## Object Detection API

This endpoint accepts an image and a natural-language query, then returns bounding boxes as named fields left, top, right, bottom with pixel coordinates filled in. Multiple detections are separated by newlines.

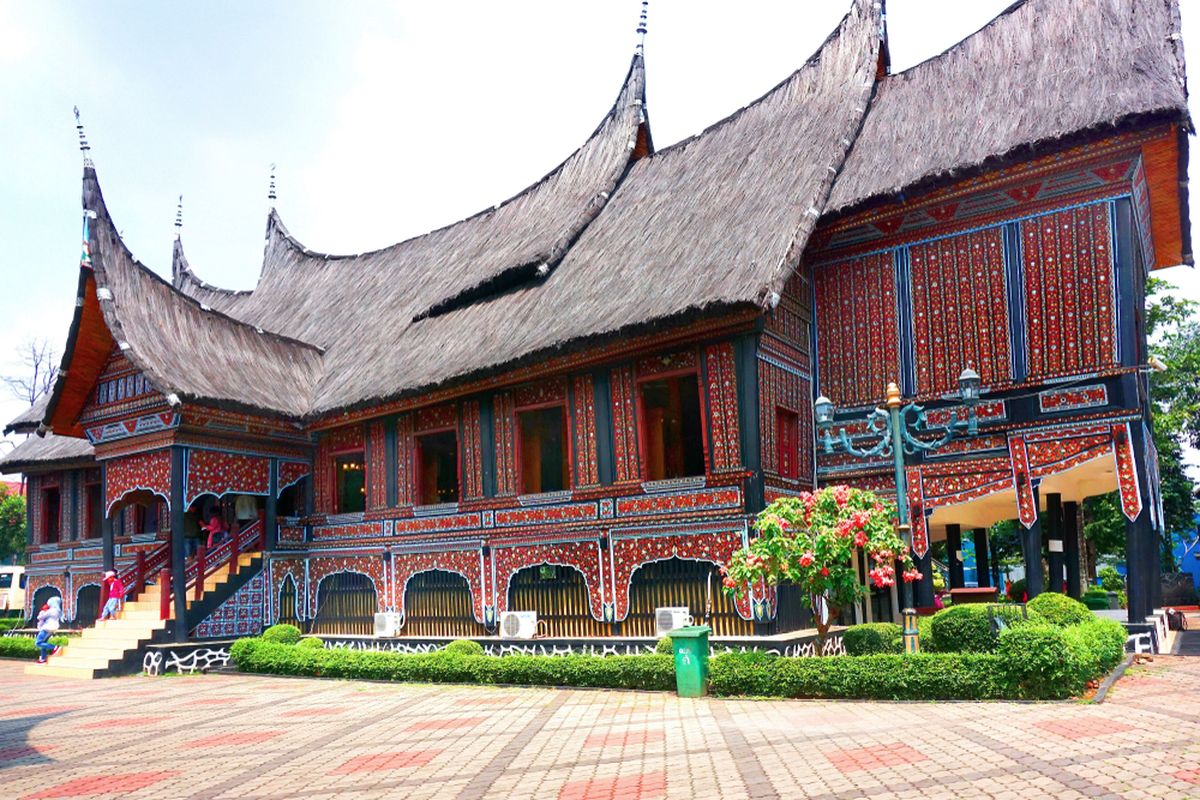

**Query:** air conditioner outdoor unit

left=499, top=610, right=538, bottom=640
left=655, top=606, right=693, bottom=638
left=373, top=612, right=402, bottom=638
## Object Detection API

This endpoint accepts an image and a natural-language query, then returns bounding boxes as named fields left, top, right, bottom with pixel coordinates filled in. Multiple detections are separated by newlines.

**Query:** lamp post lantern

left=815, top=366, right=983, bottom=653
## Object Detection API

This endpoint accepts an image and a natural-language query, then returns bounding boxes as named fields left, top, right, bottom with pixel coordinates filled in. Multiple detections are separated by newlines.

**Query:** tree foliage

left=724, top=486, right=917, bottom=644
left=1083, top=279, right=1200, bottom=567
left=0, top=485, right=26, bottom=565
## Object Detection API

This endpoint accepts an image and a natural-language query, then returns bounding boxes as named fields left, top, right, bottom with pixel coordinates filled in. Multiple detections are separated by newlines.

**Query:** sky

left=0, top=0, right=1197, bottom=477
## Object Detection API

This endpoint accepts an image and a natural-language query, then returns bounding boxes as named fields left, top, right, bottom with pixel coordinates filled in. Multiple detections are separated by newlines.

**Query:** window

left=0, top=573, right=10, bottom=589
left=517, top=406, right=568, bottom=493
left=777, top=408, right=800, bottom=480
left=639, top=373, right=705, bottom=481
left=416, top=431, right=458, bottom=505
left=132, top=500, right=160, bottom=535
left=43, top=487, right=61, bottom=543
left=86, top=483, right=103, bottom=540
left=335, top=453, right=366, bottom=513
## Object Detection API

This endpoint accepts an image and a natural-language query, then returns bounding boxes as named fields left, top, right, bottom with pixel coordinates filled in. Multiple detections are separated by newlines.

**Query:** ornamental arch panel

left=401, top=569, right=487, bottom=638
left=506, top=564, right=608, bottom=638
left=311, top=571, right=377, bottom=636
left=74, top=584, right=101, bottom=626
left=624, top=557, right=753, bottom=637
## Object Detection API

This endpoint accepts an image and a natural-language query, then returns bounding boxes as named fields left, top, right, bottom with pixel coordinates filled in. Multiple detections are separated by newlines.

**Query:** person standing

left=98, top=570, right=125, bottom=621
left=35, top=596, right=62, bottom=664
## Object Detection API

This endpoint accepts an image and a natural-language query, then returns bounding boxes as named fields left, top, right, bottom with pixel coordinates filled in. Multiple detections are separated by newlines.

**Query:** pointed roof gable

left=827, top=0, right=1190, bottom=215
left=43, top=167, right=324, bottom=432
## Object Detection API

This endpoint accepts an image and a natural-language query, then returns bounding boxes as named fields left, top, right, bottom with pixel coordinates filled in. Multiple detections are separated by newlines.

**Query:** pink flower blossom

left=799, top=552, right=814, bottom=568
left=853, top=531, right=868, bottom=548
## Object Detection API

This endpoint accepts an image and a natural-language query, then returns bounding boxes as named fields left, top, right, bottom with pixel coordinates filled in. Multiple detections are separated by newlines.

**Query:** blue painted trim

left=1003, top=221, right=1028, bottom=382
left=893, top=247, right=916, bottom=396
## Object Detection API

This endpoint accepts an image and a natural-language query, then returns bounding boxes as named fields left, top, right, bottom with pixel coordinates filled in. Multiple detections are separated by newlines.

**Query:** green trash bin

left=669, top=625, right=711, bottom=697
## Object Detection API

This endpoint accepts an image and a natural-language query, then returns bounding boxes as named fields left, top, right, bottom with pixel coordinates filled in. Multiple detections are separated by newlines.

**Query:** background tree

left=725, top=486, right=918, bottom=646
left=3, top=338, right=58, bottom=406
left=1083, top=278, right=1200, bottom=570
left=0, top=485, right=25, bottom=565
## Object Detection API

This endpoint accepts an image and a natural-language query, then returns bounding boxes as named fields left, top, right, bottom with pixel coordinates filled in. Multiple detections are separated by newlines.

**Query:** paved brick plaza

left=1, top=658, right=1198, bottom=800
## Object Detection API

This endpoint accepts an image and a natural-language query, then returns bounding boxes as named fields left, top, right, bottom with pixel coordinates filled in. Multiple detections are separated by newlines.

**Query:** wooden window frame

left=776, top=406, right=800, bottom=481
left=42, top=483, right=61, bottom=544
left=413, top=426, right=461, bottom=507
left=634, top=364, right=710, bottom=482
left=514, top=397, right=574, bottom=495
left=332, top=448, right=366, bottom=514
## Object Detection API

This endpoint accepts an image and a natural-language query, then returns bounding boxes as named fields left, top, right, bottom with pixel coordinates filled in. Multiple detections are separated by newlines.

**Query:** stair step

left=25, top=663, right=100, bottom=679
left=51, top=654, right=121, bottom=670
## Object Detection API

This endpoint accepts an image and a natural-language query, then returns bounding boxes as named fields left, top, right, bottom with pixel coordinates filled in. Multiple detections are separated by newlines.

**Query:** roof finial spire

left=73, top=106, right=93, bottom=168
left=268, top=163, right=277, bottom=207
left=635, top=1, right=648, bottom=55
left=174, top=195, right=183, bottom=239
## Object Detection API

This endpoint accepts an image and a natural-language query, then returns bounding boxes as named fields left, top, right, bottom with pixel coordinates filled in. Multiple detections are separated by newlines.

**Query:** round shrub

left=1098, top=566, right=1124, bottom=592
left=296, top=637, right=325, bottom=650
left=1007, top=579, right=1028, bottom=602
left=1077, top=618, right=1127, bottom=673
left=261, top=623, right=302, bottom=644
left=1082, top=594, right=1110, bottom=611
left=998, top=623, right=1083, bottom=699
left=917, top=616, right=935, bottom=652
left=443, top=639, right=485, bottom=657
left=1026, top=592, right=1092, bottom=627
left=655, top=637, right=673, bottom=655
left=930, top=605, right=995, bottom=653
left=843, top=623, right=902, bottom=655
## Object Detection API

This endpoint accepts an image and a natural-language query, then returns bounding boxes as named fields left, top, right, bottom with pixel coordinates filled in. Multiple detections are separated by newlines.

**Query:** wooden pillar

left=1045, top=492, right=1064, bottom=595
left=264, top=458, right=278, bottom=551
left=170, top=446, right=188, bottom=642
left=946, top=524, right=965, bottom=589
left=1062, top=501, right=1081, bottom=599
left=972, top=528, right=990, bottom=588
left=1022, top=487, right=1045, bottom=598
left=100, top=463, right=114, bottom=572
left=913, top=549, right=935, bottom=607
left=1124, top=424, right=1158, bottom=621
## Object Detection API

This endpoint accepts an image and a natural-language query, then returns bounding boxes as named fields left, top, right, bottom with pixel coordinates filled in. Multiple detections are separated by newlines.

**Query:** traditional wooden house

left=6, top=0, right=1188, bottom=674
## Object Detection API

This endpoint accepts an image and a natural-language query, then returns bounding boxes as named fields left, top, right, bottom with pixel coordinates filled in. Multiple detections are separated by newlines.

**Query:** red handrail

left=159, top=568, right=171, bottom=620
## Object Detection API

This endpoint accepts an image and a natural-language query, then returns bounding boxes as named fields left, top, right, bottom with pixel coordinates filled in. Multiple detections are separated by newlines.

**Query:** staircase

left=27, top=522, right=264, bottom=680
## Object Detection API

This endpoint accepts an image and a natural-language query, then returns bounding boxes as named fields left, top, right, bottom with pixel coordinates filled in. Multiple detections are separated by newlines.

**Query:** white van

left=0, top=566, right=27, bottom=615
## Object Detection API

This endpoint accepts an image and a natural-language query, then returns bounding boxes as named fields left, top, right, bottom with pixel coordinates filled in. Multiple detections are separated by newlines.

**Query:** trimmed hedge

left=929, top=605, right=995, bottom=652
left=1027, top=593, right=1093, bottom=627
left=0, top=635, right=70, bottom=660
left=710, top=650, right=1006, bottom=700
left=1082, top=593, right=1110, bottom=611
left=0, top=617, right=24, bottom=632
left=843, top=623, right=902, bottom=655
left=443, top=639, right=484, bottom=657
left=296, top=637, right=325, bottom=650
left=231, top=638, right=676, bottom=691
left=655, top=637, right=674, bottom=655
left=261, top=624, right=302, bottom=644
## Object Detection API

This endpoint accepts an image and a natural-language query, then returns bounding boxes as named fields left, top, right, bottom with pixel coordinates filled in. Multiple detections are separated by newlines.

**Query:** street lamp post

left=814, top=366, right=982, bottom=653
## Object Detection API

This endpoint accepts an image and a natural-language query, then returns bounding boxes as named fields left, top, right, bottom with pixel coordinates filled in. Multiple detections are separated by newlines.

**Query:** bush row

left=0, top=635, right=70, bottom=660
left=231, top=638, right=677, bottom=691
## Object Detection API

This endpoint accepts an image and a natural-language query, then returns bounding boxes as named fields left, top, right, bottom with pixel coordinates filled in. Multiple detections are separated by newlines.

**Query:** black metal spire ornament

left=268, top=164, right=277, bottom=207
left=174, top=195, right=183, bottom=239
left=635, top=1, right=648, bottom=54
left=73, top=106, right=93, bottom=168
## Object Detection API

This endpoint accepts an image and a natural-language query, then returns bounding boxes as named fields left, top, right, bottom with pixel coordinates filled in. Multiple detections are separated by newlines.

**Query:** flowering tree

left=723, top=486, right=920, bottom=645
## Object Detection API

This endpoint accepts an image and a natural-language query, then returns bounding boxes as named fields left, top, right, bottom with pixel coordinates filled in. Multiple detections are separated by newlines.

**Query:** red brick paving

left=559, top=770, right=667, bottom=800
left=22, top=772, right=177, bottom=799
left=583, top=730, right=665, bottom=749
left=77, top=716, right=168, bottom=729
left=4, top=657, right=1200, bottom=799
left=330, top=749, right=443, bottom=774
left=824, top=742, right=929, bottom=773
left=1172, top=768, right=1200, bottom=785
left=1032, top=718, right=1136, bottom=740
left=279, top=707, right=345, bottom=717
left=405, top=716, right=485, bottom=731
left=182, top=731, right=285, bottom=748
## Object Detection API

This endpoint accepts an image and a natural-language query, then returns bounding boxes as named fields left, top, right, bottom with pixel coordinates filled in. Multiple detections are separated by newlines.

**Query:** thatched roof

left=59, top=0, right=1184, bottom=424
left=4, top=395, right=49, bottom=436
left=0, top=433, right=93, bottom=474
left=827, top=0, right=1190, bottom=214
left=44, top=168, right=325, bottom=425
